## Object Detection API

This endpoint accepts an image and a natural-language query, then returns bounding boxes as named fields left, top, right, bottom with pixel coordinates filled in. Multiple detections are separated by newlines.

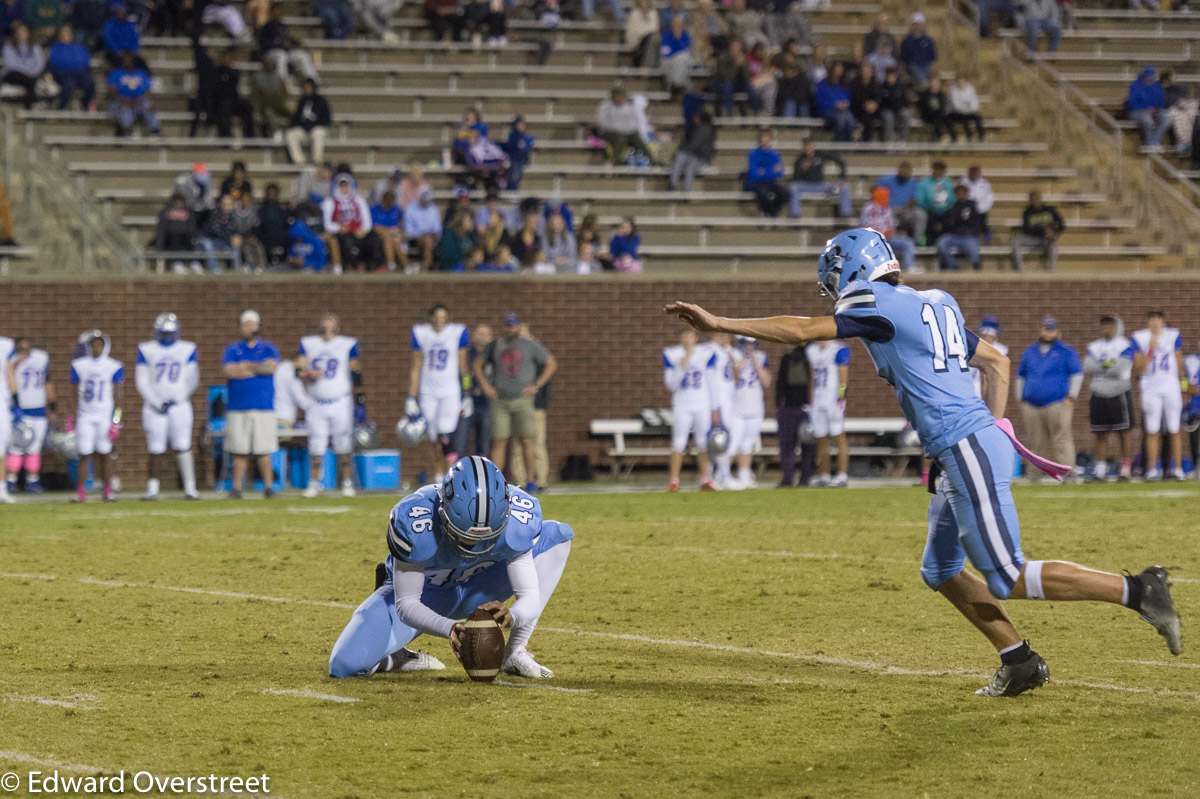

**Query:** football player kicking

left=136, top=314, right=200, bottom=500
left=328, top=455, right=573, bottom=679
left=666, top=228, right=1182, bottom=698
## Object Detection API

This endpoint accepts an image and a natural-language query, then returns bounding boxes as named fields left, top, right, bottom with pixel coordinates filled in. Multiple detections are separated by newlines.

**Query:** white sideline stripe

left=1026, top=489, right=1200, bottom=500
left=0, top=572, right=57, bottom=580
left=667, top=545, right=909, bottom=564
left=0, top=750, right=111, bottom=773
left=73, top=577, right=355, bottom=609
left=494, top=680, right=592, bottom=694
left=60, top=506, right=353, bottom=520
left=262, top=688, right=360, bottom=703
left=5, top=694, right=100, bottom=709
left=1120, top=659, right=1200, bottom=670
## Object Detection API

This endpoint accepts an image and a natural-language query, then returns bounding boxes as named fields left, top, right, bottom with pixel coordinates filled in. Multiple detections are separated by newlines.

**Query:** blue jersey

left=385, top=484, right=543, bottom=589
left=833, top=279, right=994, bottom=457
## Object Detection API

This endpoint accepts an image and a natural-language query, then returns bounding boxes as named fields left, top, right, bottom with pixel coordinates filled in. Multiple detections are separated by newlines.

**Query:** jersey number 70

left=921, top=304, right=969, bottom=373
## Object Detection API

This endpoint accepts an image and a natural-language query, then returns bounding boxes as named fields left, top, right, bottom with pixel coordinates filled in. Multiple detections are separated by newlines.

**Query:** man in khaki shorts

left=221, top=310, right=281, bottom=498
left=473, top=312, right=557, bottom=492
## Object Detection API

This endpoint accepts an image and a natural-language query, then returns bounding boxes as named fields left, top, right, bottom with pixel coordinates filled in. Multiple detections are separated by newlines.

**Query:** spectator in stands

left=233, top=190, right=266, bottom=272
left=947, top=74, right=985, bottom=141
left=581, top=0, right=624, bottom=23
left=1017, top=316, right=1081, bottom=476
left=154, top=192, right=200, bottom=275
left=815, top=61, right=853, bottom=141
left=403, top=186, right=441, bottom=272
left=286, top=79, right=331, bottom=164
left=745, top=129, right=786, bottom=218
left=202, top=0, right=252, bottom=43
left=107, top=50, right=157, bottom=135
left=1, top=22, right=42, bottom=109
left=936, top=184, right=984, bottom=271
left=322, top=172, right=375, bottom=274
left=424, top=0, right=462, bottom=41
left=399, top=161, right=431, bottom=210
left=1023, top=0, right=1062, bottom=54
left=1162, top=69, right=1187, bottom=110
left=747, top=42, right=776, bottom=116
left=260, top=4, right=319, bottom=81
left=47, top=24, right=91, bottom=110
left=249, top=51, right=290, bottom=138
left=464, top=0, right=505, bottom=46
left=475, top=187, right=513, bottom=231
left=144, top=0, right=192, bottom=37
left=101, top=3, right=143, bottom=67
left=198, top=193, right=242, bottom=272
left=438, top=210, right=478, bottom=270
left=0, top=0, right=24, bottom=40
left=917, top=74, right=951, bottom=143
left=850, top=62, right=883, bottom=141
left=1012, top=190, right=1064, bottom=271
left=899, top=12, right=936, bottom=86
left=465, top=127, right=509, bottom=191
left=774, top=38, right=810, bottom=118
left=370, top=165, right=402, bottom=206
left=479, top=207, right=510, bottom=261
left=313, top=0, right=354, bottom=40
left=866, top=37, right=897, bottom=80
left=258, top=183, right=290, bottom=266
left=876, top=68, right=911, bottom=142
left=453, top=108, right=486, bottom=164
left=1128, top=66, right=1172, bottom=147
left=576, top=212, right=603, bottom=270
left=443, top=184, right=473, bottom=228
left=876, top=161, right=927, bottom=244
left=174, top=162, right=213, bottom=221
left=775, top=342, right=815, bottom=487
left=368, top=190, right=404, bottom=271
left=960, top=164, right=993, bottom=241
left=606, top=216, right=641, bottom=273
left=503, top=116, right=534, bottom=191
left=690, top=0, right=728, bottom=64
left=788, top=137, right=849, bottom=219
left=625, top=0, right=658, bottom=68
left=670, top=106, right=715, bottom=192
left=711, top=39, right=759, bottom=116
left=23, top=0, right=59, bottom=42
left=212, top=47, right=253, bottom=139
left=917, top=160, right=954, bottom=238
left=727, top=0, right=765, bottom=51
left=596, top=86, right=651, bottom=163
left=355, top=0, right=402, bottom=42
left=539, top=211, right=577, bottom=273
left=287, top=206, right=329, bottom=271
left=510, top=211, right=542, bottom=269
left=860, top=187, right=917, bottom=272
left=657, top=0, right=685, bottom=28
left=220, top=162, right=252, bottom=199
left=977, top=0, right=1016, bottom=38
left=660, top=14, right=691, bottom=95
left=863, top=12, right=894, bottom=57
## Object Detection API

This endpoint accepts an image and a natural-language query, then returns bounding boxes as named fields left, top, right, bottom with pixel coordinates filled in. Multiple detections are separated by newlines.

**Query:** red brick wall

left=2, top=277, right=1198, bottom=488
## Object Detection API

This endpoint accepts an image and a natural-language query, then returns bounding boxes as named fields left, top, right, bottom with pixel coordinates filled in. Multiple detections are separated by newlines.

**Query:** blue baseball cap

left=1042, top=316, right=1058, bottom=330
left=505, top=312, right=520, bottom=326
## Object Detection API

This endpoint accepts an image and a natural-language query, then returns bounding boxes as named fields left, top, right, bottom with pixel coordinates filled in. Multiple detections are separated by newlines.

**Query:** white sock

left=997, top=641, right=1024, bottom=657
left=177, top=450, right=196, bottom=495
left=506, top=539, right=571, bottom=656
left=146, top=477, right=160, bottom=496
left=27, top=472, right=39, bottom=482
left=738, top=467, right=752, bottom=483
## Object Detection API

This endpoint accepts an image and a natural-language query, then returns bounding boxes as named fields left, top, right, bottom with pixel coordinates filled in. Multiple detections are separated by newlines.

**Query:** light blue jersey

left=833, top=279, right=995, bottom=457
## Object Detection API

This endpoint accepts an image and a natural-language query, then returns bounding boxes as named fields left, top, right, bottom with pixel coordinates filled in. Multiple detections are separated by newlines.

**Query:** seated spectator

left=1128, top=66, right=1171, bottom=147
left=866, top=37, right=897, bottom=79
left=774, top=38, right=811, bottom=118
left=788, top=137, right=850, bottom=219
left=453, top=108, right=487, bottom=164
left=580, top=0, right=623, bottom=25
left=947, top=74, right=985, bottom=141
left=443, top=184, right=474, bottom=228
left=201, top=0, right=251, bottom=43
left=815, top=62, right=853, bottom=141
left=154, top=192, right=200, bottom=275
left=399, top=161, right=431, bottom=210
left=465, top=127, right=509, bottom=191
left=233, top=190, right=266, bottom=272
left=479, top=207, right=510, bottom=260
left=657, top=0, right=685, bottom=29
left=727, top=0, right=765, bottom=51
left=143, top=0, right=190, bottom=37
left=691, top=0, right=728, bottom=64
left=354, top=0, right=402, bottom=42
left=875, top=160, right=927, bottom=244
left=747, top=42, right=776, bottom=116
left=850, top=63, right=883, bottom=141
left=197, top=193, right=242, bottom=273
left=670, top=106, right=715, bottom=192
left=475, top=187, right=514, bottom=231
left=258, top=183, right=290, bottom=266
left=293, top=161, right=333, bottom=207
left=23, top=0, right=60, bottom=42
left=539, top=196, right=574, bottom=235
left=745, top=129, right=786, bottom=217
left=917, top=75, right=951, bottom=144
left=1, top=22, right=42, bottom=109
left=479, top=242, right=518, bottom=272
left=625, top=0, right=658, bottom=67
left=917, top=160, right=954, bottom=239
left=287, top=209, right=329, bottom=271
left=212, top=47, right=253, bottom=139
left=510, top=211, right=543, bottom=270
left=286, top=79, right=331, bottom=164
left=878, top=67, right=911, bottom=142
left=936, top=184, right=984, bottom=271
left=711, top=40, right=759, bottom=117
left=322, top=172, right=375, bottom=274
left=221, top=161, right=253, bottom=199
left=503, top=116, right=534, bottom=191
left=313, top=0, right=354, bottom=40
left=0, top=1, right=24, bottom=41
left=1011, top=190, right=1064, bottom=271
left=577, top=212, right=603, bottom=250
left=438, top=210, right=479, bottom=271
left=464, top=0, right=505, bottom=46
left=860, top=187, right=917, bottom=273
left=106, top=50, right=158, bottom=136
left=47, top=24, right=92, bottom=110
left=1161, top=71, right=1197, bottom=155
left=260, top=4, right=319, bottom=81
left=899, top=12, right=936, bottom=86
left=606, top=216, right=642, bottom=273
left=660, top=14, right=691, bottom=94
left=596, top=86, right=651, bottom=163
left=101, top=3, right=143, bottom=68
left=863, top=12, right=895, bottom=57
left=1023, top=0, right=1062, bottom=54
left=248, top=51, right=290, bottom=138
left=368, top=189, right=404, bottom=271
left=960, top=165, right=994, bottom=241
left=424, top=0, right=462, bottom=41
left=174, top=162, right=213, bottom=223
left=539, top=211, right=577, bottom=273
left=402, top=186, right=441, bottom=273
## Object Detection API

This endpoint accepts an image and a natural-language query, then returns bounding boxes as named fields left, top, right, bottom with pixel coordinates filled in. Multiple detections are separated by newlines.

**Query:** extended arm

left=971, top=340, right=1010, bottom=419
left=665, top=302, right=838, bottom=346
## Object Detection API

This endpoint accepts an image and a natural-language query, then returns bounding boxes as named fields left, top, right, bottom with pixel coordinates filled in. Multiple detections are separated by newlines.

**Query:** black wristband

left=48, top=401, right=57, bottom=413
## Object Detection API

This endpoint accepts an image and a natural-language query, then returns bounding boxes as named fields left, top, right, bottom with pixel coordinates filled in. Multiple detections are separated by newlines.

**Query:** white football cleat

left=0, top=490, right=14, bottom=504
left=302, top=485, right=320, bottom=499
left=502, top=650, right=554, bottom=678
left=832, top=472, right=849, bottom=488
left=396, top=648, right=446, bottom=672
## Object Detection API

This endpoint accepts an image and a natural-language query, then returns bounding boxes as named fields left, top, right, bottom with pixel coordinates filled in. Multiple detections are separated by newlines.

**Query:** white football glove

left=460, top=396, right=474, bottom=418
left=405, top=397, right=421, bottom=418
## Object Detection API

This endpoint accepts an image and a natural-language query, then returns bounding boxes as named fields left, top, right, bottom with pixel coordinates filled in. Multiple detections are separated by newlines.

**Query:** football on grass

left=460, top=608, right=505, bottom=682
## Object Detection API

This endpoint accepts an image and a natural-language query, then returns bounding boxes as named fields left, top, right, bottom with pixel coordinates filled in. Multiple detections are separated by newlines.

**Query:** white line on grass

left=0, top=572, right=57, bottom=581
left=1120, top=659, right=1200, bottom=669
left=0, top=750, right=112, bottom=773
left=74, top=577, right=355, bottom=609
left=262, top=688, right=360, bottom=703
left=493, top=680, right=592, bottom=694
left=5, top=694, right=100, bottom=709
left=60, top=506, right=353, bottom=521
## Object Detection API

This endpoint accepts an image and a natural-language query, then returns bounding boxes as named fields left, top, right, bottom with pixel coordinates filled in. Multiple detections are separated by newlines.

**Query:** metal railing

left=1144, top=152, right=1200, bottom=228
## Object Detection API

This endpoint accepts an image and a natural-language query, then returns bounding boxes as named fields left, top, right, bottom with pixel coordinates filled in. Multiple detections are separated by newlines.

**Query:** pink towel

left=995, top=418, right=1073, bottom=481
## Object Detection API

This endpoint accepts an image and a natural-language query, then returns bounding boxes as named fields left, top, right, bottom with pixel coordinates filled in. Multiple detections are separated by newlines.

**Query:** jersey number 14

left=921, top=304, right=969, bottom=373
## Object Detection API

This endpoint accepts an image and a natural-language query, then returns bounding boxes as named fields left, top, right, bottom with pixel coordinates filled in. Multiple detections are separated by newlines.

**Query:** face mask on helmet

left=154, top=313, right=180, bottom=344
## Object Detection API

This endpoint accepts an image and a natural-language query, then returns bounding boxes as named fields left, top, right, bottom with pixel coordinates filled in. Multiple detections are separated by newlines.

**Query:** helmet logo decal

left=470, top=455, right=488, bottom=527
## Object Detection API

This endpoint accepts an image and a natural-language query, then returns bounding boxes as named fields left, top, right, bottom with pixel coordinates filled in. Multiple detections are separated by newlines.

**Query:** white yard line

left=59, top=506, right=353, bottom=521
left=0, top=750, right=112, bottom=773
left=0, top=572, right=57, bottom=581
left=5, top=693, right=100, bottom=710
left=74, top=577, right=355, bottom=609
left=493, top=680, right=593, bottom=694
left=1120, top=659, right=1200, bottom=670
left=261, top=688, right=359, bottom=703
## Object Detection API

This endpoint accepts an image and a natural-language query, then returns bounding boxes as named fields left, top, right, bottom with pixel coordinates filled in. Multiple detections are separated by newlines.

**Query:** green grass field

left=2, top=483, right=1199, bottom=798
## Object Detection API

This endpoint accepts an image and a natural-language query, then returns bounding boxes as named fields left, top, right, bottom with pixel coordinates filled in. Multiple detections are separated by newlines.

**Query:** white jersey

left=806, top=341, right=850, bottom=408
left=0, top=336, right=13, bottom=406
left=1187, top=352, right=1200, bottom=390
left=705, top=342, right=736, bottom=413
left=732, top=349, right=768, bottom=418
left=1131, top=327, right=1183, bottom=393
left=300, top=334, right=360, bottom=401
left=70, top=354, right=125, bottom=417
left=662, top=344, right=716, bottom=410
left=412, top=323, right=469, bottom=397
left=13, top=348, right=50, bottom=410
left=970, top=340, right=1009, bottom=397
left=136, top=339, right=199, bottom=406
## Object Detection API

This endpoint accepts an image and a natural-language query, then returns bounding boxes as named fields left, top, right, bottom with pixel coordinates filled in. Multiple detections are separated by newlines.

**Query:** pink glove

left=108, top=424, right=121, bottom=442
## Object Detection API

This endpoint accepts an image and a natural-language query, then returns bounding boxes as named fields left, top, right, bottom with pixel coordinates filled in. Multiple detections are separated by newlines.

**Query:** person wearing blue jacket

left=815, top=63, right=854, bottom=141
left=101, top=3, right=144, bottom=68
left=1128, top=66, right=1171, bottom=146
left=287, top=217, right=329, bottom=271
left=899, top=13, right=937, bottom=86
left=504, top=116, right=535, bottom=191
left=47, top=25, right=94, bottom=110
left=744, top=129, right=786, bottom=217
left=1017, top=316, right=1082, bottom=479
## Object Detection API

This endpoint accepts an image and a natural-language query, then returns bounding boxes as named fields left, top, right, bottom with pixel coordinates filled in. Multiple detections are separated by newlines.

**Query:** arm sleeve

left=505, top=551, right=542, bottom=630
left=112, top=366, right=125, bottom=384
left=662, top=352, right=682, bottom=392
left=135, top=362, right=159, bottom=406
left=183, top=360, right=200, bottom=397
left=835, top=346, right=851, bottom=366
left=1068, top=372, right=1083, bottom=399
left=392, top=564, right=457, bottom=639
left=1015, top=377, right=1025, bottom=399
left=834, top=313, right=894, bottom=344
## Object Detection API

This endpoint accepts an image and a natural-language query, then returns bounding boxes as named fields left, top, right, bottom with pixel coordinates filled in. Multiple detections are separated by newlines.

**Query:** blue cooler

left=355, top=449, right=401, bottom=491
left=289, top=450, right=340, bottom=490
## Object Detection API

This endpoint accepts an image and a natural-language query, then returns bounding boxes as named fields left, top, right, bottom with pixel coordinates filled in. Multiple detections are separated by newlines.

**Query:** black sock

left=1124, top=575, right=1145, bottom=612
left=1000, top=641, right=1033, bottom=666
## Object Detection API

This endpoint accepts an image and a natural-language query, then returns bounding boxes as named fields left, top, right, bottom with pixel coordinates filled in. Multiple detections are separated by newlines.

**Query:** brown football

left=460, top=607, right=505, bottom=682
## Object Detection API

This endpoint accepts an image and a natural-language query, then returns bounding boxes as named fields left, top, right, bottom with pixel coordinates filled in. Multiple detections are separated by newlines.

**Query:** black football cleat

left=1135, top=566, right=1182, bottom=656
left=976, top=648, right=1050, bottom=698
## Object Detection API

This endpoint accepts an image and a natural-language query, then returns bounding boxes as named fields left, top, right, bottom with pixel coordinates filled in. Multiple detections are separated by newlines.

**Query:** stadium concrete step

left=996, top=28, right=1200, bottom=56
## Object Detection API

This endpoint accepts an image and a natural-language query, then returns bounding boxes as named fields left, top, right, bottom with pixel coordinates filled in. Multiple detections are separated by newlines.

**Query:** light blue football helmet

left=817, top=228, right=900, bottom=298
left=437, top=456, right=510, bottom=557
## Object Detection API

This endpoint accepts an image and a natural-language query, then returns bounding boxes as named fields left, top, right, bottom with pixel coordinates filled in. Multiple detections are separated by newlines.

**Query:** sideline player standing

left=136, top=314, right=200, bottom=500
left=663, top=328, right=716, bottom=492
left=408, top=304, right=470, bottom=485
left=69, top=331, right=125, bottom=503
left=730, top=336, right=771, bottom=489
left=299, top=313, right=363, bottom=498
left=969, top=316, right=1006, bottom=398
left=806, top=338, right=850, bottom=487
left=1083, top=315, right=1135, bottom=481
left=666, top=227, right=1181, bottom=697
left=1131, top=310, right=1186, bottom=480
left=0, top=332, right=14, bottom=503
left=705, top=333, right=738, bottom=488
left=7, top=337, right=56, bottom=494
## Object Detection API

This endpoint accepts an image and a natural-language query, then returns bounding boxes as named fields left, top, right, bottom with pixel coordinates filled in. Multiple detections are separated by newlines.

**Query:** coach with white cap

left=222, top=310, right=281, bottom=498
